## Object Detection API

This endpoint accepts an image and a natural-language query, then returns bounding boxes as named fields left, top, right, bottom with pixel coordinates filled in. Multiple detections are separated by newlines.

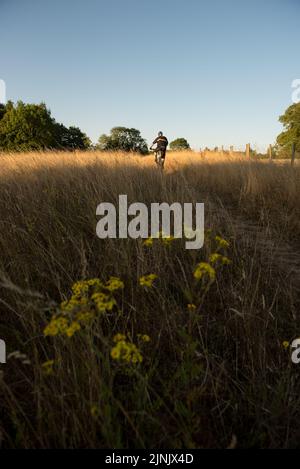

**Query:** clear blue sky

left=1, top=0, right=299, bottom=150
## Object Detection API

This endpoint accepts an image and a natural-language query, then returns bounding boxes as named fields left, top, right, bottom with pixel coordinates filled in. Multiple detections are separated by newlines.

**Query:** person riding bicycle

left=152, top=132, right=169, bottom=160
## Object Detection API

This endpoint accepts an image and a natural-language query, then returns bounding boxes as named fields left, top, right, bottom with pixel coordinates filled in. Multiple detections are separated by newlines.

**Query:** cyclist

left=151, top=132, right=169, bottom=169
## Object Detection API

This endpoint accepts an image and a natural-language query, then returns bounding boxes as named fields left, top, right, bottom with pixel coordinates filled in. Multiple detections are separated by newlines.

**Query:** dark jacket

left=153, top=135, right=168, bottom=149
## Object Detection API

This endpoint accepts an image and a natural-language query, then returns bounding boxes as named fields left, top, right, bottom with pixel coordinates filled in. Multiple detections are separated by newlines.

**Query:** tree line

left=277, top=103, right=300, bottom=156
left=0, top=101, right=191, bottom=154
left=0, top=99, right=299, bottom=155
left=0, top=101, right=91, bottom=151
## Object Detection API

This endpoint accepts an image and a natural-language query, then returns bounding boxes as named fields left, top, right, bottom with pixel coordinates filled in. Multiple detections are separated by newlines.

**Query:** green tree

left=55, top=124, right=91, bottom=150
left=277, top=103, right=300, bottom=153
left=0, top=101, right=91, bottom=152
left=169, top=138, right=190, bottom=151
left=98, top=127, right=148, bottom=154
left=0, top=101, right=58, bottom=151
left=0, top=103, right=6, bottom=121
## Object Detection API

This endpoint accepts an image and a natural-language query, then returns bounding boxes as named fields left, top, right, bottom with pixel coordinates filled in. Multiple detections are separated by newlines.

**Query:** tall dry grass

left=0, top=150, right=300, bottom=448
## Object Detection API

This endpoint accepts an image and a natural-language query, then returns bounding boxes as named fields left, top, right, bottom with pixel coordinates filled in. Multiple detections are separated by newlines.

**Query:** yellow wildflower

left=138, top=334, right=151, bottom=343
left=215, top=236, right=230, bottom=249
left=41, top=360, right=54, bottom=375
left=111, top=347, right=121, bottom=360
left=139, top=274, right=158, bottom=288
left=143, top=237, right=154, bottom=247
left=141, top=334, right=150, bottom=343
left=71, top=280, right=90, bottom=297
left=194, top=262, right=216, bottom=281
left=66, top=321, right=81, bottom=338
left=111, top=339, right=143, bottom=365
left=187, top=304, right=197, bottom=312
left=76, top=311, right=95, bottom=323
left=209, top=253, right=222, bottom=264
left=72, top=278, right=102, bottom=294
left=60, top=296, right=88, bottom=313
left=92, top=292, right=116, bottom=313
left=209, top=253, right=231, bottom=265
left=221, top=256, right=231, bottom=265
left=282, top=341, right=290, bottom=349
left=105, top=277, right=124, bottom=292
left=153, top=231, right=175, bottom=245
left=113, top=333, right=127, bottom=343
left=44, top=316, right=69, bottom=337
left=44, top=277, right=123, bottom=339
left=86, top=278, right=103, bottom=288
left=162, top=235, right=175, bottom=246
left=131, top=354, right=142, bottom=364
left=44, top=320, right=59, bottom=337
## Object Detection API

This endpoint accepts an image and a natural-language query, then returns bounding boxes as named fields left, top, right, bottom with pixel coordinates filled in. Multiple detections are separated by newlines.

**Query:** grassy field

left=0, top=150, right=300, bottom=448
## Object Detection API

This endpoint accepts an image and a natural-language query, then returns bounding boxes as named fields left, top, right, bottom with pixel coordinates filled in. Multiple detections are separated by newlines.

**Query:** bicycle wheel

left=156, top=151, right=165, bottom=170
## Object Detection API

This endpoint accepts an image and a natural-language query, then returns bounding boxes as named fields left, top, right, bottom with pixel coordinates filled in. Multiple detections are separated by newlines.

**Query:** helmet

left=158, top=131, right=163, bottom=137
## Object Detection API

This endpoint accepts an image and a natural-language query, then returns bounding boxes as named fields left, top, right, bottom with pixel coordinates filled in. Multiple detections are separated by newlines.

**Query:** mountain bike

left=150, top=146, right=165, bottom=170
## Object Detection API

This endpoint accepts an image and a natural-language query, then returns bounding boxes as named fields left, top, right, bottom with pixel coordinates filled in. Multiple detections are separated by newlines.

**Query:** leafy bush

left=0, top=101, right=91, bottom=152
left=98, top=127, right=148, bottom=154
left=169, top=138, right=190, bottom=151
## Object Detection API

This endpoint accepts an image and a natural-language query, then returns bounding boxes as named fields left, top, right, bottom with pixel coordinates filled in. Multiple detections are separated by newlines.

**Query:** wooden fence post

left=268, top=144, right=273, bottom=161
left=291, top=143, right=296, bottom=166
left=246, top=143, right=251, bottom=159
